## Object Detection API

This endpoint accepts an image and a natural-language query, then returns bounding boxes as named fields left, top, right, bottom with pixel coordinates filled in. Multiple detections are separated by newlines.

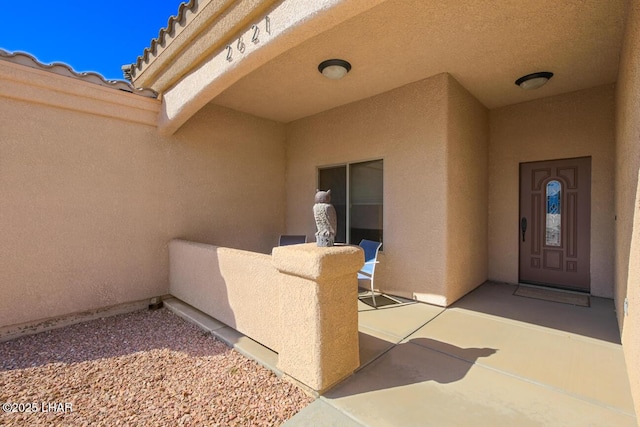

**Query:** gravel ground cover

left=0, top=308, right=312, bottom=426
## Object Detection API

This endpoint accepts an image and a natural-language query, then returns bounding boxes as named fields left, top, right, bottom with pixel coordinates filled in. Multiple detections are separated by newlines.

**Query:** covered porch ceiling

left=210, top=0, right=626, bottom=123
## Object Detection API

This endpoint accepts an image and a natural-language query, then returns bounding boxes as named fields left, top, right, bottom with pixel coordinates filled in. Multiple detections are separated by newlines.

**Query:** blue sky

left=0, top=1, right=183, bottom=81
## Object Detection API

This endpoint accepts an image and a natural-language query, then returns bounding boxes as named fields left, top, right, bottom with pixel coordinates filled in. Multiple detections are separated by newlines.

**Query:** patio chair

left=358, top=239, right=382, bottom=307
left=278, top=235, right=307, bottom=246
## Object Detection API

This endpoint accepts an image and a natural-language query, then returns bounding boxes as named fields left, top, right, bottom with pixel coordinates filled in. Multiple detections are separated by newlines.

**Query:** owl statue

left=313, top=189, right=337, bottom=247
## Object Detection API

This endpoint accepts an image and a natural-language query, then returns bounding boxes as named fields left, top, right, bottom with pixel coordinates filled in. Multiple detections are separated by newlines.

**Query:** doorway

left=519, top=157, right=591, bottom=292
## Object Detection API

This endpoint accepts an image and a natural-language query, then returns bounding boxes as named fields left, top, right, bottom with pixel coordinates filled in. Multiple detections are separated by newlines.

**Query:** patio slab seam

left=164, top=291, right=636, bottom=425
left=318, top=396, right=368, bottom=426
left=358, top=307, right=447, bottom=341
left=355, top=339, right=396, bottom=374
left=445, top=306, right=623, bottom=348
left=403, top=339, right=636, bottom=418
left=398, top=308, right=447, bottom=340
left=282, top=398, right=366, bottom=427
left=357, top=324, right=403, bottom=347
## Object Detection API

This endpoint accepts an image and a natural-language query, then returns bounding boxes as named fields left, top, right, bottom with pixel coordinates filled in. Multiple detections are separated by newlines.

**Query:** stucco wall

left=169, top=240, right=282, bottom=352
left=0, top=100, right=173, bottom=329
left=615, top=0, right=640, bottom=417
left=445, top=76, right=489, bottom=303
left=168, top=239, right=363, bottom=393
left=286, top=74, right=448, bottom=302
left=286, top=74, right=488, bottom=306
left=168, top=103, right=286, bottom=253
left=0, top=66, right=285, bottom=328
left=488, top=85, right=616, bottom=297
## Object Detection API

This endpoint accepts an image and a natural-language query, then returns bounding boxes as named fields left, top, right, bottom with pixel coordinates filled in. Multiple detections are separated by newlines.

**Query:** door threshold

left=518, top=282, right=590, bottom=295
left=515, top=284, right=591, bottom=307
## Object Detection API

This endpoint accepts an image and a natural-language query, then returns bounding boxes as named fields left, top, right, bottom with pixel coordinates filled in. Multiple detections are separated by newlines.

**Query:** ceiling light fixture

left=515, top=71, right=554, bottom=90
left=318, top=59, right=351, bottom=80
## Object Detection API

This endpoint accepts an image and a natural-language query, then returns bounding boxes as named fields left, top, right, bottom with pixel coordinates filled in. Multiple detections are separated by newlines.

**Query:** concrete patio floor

left=284, top=281, right=637, bottom=426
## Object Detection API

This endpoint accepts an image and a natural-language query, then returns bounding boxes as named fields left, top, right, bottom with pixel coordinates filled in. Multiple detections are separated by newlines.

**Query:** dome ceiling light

left=318, top=59, right=351, bottom=80
left=515, top=71, right=554, bottom=90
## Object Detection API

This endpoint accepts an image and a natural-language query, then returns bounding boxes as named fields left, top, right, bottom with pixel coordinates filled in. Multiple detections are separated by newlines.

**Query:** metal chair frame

left=358, top=239, right=383, bottom=307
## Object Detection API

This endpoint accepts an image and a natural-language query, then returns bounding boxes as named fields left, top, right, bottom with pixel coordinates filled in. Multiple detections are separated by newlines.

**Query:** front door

left=519, top=157, right=591, bottom=292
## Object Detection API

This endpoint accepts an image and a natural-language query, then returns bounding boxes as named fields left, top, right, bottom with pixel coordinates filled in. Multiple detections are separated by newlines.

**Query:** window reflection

left=318, top=160, right=383, bottom=245
left=546, top=180, right=561, bottom=246
left=349, top=160, right=383, bottom=245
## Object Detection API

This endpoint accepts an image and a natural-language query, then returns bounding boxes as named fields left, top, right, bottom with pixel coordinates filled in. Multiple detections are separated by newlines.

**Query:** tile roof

left=130, top=0, right=197, bottom=79
left=0, top=49, right=158, bottom=98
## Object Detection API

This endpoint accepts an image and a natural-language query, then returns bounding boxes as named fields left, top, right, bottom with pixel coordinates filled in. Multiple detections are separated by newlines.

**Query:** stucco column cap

left=272, top=243, right=363, bottom=281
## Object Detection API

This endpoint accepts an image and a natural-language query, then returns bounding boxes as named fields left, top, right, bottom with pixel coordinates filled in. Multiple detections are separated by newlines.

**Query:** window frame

left=317, top=158, right=384, bottom=245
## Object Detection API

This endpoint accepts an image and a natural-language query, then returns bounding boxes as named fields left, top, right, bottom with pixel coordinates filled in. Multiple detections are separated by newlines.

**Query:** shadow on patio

left=286, top=281, right=637, bottom=426
left=330, top=335, right=497, bottom=395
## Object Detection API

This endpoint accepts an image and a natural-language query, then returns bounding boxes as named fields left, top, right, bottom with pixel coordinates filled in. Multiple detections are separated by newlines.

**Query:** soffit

left=210, top=0, right=626, bottom=122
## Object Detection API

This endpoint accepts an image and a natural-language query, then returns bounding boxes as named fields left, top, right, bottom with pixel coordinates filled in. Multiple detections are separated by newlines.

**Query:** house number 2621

left=226, top=15, right=271, bottom=62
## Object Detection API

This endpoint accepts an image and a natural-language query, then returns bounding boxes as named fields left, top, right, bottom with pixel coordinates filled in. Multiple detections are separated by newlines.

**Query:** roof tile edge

left=129, top=0, right=198, bottom=79
left=0, top=49, right=158, bottom=99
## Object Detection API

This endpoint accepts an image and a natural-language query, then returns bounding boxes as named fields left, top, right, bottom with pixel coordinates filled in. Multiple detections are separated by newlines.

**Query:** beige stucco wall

left=285, top=73, right=488, bottom=306
left=273, top=242, right=362, bottom=392
left=616, top=0, right=640, bottom=417
left=167, top=103, right=286, bottom=253
left=286, top=74, right=447, bottom=302
left=0, top=63, right=285, bottom=328
left=445, top=76, right=489, bottom=303
left=169, top=240, right=282, bottom=352
left=0, top=98, right=170, bottom=328
left=488, top=85, right=616, bottom=298
left=169, top=239, right=362, bottom=392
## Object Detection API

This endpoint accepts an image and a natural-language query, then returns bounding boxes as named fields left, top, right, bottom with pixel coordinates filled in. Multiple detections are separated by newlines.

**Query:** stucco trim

left=157, top=0, right=387, bottom=135
left=130, top=0, right=279, bottom=92
left=0, top=49, right=157, bottom=98
left=0, top=60, right=160, bottom=127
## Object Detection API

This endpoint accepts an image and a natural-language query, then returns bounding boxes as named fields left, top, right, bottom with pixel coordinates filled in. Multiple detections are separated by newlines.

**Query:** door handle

left=521, top=217, right=527, bottom=242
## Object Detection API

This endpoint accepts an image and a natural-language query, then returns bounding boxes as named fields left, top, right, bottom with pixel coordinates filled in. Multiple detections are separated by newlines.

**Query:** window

left=545, top=180, right=561, bottom=247
left=318, top=160, right=383, bottom=244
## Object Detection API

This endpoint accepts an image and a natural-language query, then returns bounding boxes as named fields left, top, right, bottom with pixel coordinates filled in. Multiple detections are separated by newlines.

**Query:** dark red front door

left=519, top=157, right=591, bottom=292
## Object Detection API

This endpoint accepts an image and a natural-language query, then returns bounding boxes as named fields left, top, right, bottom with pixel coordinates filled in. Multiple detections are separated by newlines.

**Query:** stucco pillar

left=272, top=243, right=363, bottom=394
